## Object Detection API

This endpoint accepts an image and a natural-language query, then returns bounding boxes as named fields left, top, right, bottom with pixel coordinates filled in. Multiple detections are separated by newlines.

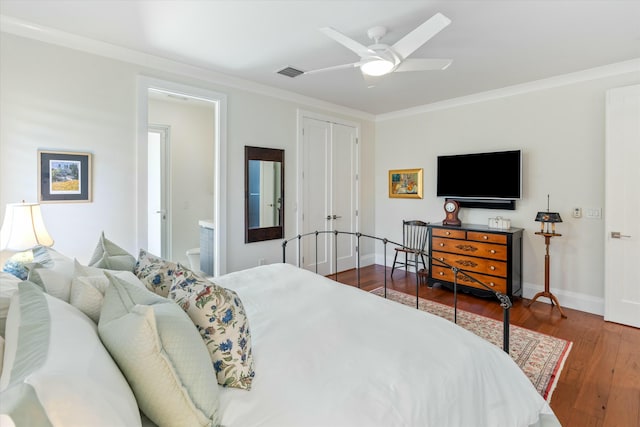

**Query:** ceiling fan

left=305, top=12, right=452, bottom=78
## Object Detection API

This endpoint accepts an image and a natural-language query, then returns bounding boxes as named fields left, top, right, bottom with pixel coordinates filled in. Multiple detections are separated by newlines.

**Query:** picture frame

left=389, top=168, right=423, bottom=199
left=38, top=150, right=92, bottom=203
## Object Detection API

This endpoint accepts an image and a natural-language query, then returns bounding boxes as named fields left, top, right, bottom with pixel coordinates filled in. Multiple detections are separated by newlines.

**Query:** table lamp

left=0, top=202, right=54, bottom=251
left=530, top=195, right=567, bottom=318
left=535, top=195, right=563, bottom=233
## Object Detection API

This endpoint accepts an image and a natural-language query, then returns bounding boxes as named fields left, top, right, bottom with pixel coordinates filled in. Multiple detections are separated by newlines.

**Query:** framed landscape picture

left=389, top=168, right=423, bottom=199
left=38, top=150, right=92, bottom=203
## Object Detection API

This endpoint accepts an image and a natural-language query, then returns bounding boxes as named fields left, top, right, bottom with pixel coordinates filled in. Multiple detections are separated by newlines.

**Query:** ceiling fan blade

left=392, top=13, right=451, bottom=60
left=320, top=27, right=373, bottom=58
left=304, top=61, right=365, bottom=75
left=395, top=58, right=453, bottom=72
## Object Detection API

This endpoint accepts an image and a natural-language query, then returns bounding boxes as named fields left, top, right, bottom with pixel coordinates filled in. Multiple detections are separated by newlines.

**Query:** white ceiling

left=1, top=1, right=639, bottom=115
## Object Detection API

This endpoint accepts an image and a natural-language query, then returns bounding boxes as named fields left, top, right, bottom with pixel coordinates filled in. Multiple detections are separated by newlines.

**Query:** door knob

left=332, top=215, right=342, bottom=220
left=611, top=231, right=631, bottom=239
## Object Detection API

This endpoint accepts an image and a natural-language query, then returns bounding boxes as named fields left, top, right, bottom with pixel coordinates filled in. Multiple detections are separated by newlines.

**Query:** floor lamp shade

left=0, top=203, right=54, bottom=251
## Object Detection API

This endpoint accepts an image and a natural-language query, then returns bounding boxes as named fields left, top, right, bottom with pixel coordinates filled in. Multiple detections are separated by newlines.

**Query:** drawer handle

left=488, top=282, right=495, bottom=287
left=439, top=271, right=444, bottom=276
left=439, top=243, right=445, bottom=247
left=456, top=260, right=478, bottom=268
left=455, top=244, right=478, bottom=253
left=490, top=265, right=496, bottom=271
left=490, top=249, right=496, bottom=254
left=483, top=235, right=489, bottom=240
left=445, top=231, right=451, bottom=235
left=438, top=257, right=444, bottom=261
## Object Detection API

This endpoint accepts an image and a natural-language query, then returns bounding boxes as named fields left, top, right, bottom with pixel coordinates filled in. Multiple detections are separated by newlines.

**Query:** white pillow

left=27, top=246, right=75, bottom=302
left=0, top=336, right=5, bottom=377
left=0, top=282, right=141, bottom=426
left=27, top=268, right=73, bottom=302
left=99, top=273, right=220, bottom=426
left=89, top=232, right=136, bottom=271
left=0, top=272, right=21, bottom=336
left=69, top=259, right=146, bottom=323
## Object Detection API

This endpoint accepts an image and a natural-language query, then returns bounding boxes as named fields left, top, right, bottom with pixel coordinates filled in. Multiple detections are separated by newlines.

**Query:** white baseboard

left=359, top=254, right=376, bottom=267
left=369, top=256, right=605, bottom=316
left=522, top=282, right=604, bottom=316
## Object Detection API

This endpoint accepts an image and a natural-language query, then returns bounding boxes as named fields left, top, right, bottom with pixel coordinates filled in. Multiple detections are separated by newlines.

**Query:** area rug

left=370, top=287, right=572, bottom=402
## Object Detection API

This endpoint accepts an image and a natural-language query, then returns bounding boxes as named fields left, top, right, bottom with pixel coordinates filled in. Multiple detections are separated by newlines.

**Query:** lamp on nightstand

left=1, top=202, right=54, bottom=251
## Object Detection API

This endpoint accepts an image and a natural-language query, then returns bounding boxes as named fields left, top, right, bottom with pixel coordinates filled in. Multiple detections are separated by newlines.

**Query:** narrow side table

left=528, top=232, right=568, bottom=318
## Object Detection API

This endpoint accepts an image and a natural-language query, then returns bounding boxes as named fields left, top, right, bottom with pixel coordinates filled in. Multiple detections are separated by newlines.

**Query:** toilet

left=185, top=247, right=201, bottom=272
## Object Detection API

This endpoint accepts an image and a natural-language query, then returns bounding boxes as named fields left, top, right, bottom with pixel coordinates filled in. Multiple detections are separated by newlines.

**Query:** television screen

left=436, top=150, right=521, bottom=200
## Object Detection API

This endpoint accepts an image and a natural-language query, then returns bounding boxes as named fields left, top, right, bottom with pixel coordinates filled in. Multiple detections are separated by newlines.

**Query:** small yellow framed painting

left=389, top=168, right=423, bottom=199
left=38, top=150, right=92, bottom=203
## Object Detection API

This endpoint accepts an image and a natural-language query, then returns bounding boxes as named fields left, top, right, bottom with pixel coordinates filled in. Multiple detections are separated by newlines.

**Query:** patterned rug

left=370, top=287, right=572, bottom=402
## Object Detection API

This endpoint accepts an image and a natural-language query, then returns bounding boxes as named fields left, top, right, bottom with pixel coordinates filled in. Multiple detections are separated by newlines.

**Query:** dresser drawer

left=431, top=228, right=466, bottom=239
left=432, top=251, right=507, bottom=277
left=431, top=237, right=508, bottom=261
left=431, top=265, right=507, bottom=293
left=467, top=231, right=507, bottom=245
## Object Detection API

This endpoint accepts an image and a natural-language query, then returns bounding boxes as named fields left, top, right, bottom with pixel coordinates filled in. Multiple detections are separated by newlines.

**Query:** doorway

left=137, top=77, right=228, bottom=276
left=147, top=125, right=169, bottom=258
left=298, top=111, right=360, bottom=275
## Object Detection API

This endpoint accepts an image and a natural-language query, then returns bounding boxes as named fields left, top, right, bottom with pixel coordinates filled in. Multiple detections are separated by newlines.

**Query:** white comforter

left=214, top=263, right=559, bottom=427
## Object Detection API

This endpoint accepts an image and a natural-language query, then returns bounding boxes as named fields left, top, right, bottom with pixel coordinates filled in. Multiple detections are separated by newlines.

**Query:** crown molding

left=0, top=15, right=376, bottom=122
left=377, top=58, right=640, bottom=121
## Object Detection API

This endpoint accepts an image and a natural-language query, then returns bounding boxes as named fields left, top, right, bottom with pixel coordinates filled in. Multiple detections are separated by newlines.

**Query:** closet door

left=604, top=84, right=640, bottom=328
left=301, top=116, right=358, bottom=275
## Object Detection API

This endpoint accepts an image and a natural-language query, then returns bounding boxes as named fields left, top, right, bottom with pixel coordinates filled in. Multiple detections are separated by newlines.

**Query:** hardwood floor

left=332, top=264, right=640, bottom=427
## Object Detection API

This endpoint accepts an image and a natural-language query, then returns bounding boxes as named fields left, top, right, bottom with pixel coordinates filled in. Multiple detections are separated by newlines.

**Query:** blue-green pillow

left=2, top=251, right=34, bottom=280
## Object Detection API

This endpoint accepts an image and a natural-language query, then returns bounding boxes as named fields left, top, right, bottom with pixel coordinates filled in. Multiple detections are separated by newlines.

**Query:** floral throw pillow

left=134, top=249, right=178, bottom=298
left=169, top=264, right=255, bottom=390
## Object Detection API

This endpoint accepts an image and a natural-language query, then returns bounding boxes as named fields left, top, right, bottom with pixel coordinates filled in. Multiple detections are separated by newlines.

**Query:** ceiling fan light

left=361, top=59, right=395, bottom=76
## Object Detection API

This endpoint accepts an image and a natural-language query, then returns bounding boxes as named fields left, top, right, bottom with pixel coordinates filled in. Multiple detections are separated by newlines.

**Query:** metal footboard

left=282, top=230, right=512, bottom=353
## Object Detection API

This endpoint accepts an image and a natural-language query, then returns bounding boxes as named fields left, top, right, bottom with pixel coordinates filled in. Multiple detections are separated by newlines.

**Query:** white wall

left=148, top=97, right=215, bottom=265
left=0, top=34, right=138, bottom=262
left=375, top=71, right=640, bottom=314
left=0, top=33, right=376, bottom=271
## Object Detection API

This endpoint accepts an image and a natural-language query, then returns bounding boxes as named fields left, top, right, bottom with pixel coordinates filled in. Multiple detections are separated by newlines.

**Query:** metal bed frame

left=282, top=230, right=512, bottom=353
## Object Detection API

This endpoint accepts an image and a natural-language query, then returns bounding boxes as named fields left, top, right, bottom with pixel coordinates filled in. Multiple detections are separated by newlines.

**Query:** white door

left=301, top=116, right=358, bottom=275
left=147, top=126, right=170, bottom=258
left=604, top=84, right=640, bottom=328
left=259, top=161, right=277, bottom=227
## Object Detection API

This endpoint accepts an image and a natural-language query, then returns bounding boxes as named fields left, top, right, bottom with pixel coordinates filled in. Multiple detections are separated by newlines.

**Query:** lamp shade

left=534, top=212, right=563, bottom=223
left=0, top=203, right=54, bottom=251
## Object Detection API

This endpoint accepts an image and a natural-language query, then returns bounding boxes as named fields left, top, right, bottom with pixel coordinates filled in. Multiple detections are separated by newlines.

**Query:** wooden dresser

left=426, top=223, right=523, bottom=298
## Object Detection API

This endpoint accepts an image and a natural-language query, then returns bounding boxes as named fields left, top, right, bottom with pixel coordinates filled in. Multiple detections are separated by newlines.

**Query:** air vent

left=277, top=66, right=305, bottom=78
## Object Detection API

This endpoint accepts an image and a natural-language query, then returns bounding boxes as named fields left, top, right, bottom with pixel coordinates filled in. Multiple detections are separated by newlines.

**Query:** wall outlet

left=258, top=258, right=266, bottom=266
left=572, top=207, right=582, bottom=218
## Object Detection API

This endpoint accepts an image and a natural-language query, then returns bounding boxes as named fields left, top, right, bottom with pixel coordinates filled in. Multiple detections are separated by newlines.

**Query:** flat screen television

left=436, top=150, right=522, bottom=200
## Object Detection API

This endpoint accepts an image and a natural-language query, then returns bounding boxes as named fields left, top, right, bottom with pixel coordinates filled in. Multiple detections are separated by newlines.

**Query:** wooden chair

left=391, top=220, right=429, bottom=278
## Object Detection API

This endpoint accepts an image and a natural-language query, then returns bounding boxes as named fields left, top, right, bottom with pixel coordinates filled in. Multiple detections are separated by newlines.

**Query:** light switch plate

left=585, top=208, right=602, bottom=219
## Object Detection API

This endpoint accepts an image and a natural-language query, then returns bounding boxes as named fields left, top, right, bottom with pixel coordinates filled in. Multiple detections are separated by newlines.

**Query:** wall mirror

left=245, top=146, right=284, bottom=243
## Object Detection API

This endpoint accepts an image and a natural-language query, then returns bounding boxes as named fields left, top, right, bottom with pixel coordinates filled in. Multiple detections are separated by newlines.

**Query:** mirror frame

left=245, top=146, right=285, bottom=243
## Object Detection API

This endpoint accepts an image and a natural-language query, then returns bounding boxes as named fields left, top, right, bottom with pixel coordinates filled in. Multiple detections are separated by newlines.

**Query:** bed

left=213, top=263, right=559, bottom=427
left=1, top=240, right=559, bottom=427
